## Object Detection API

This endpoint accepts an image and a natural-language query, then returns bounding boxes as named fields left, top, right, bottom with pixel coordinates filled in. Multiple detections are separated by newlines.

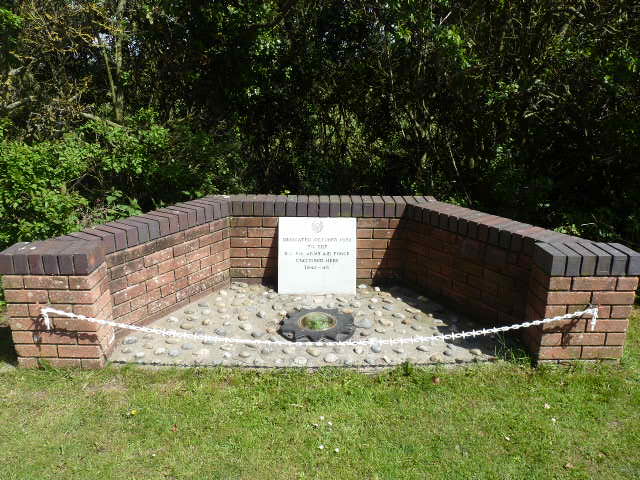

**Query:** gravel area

left=109, top=282, right=501, bottom=368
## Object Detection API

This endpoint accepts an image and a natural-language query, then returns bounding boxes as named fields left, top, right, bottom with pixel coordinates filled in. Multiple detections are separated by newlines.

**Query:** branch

left=80, top=112, right=124, bottom=128
left=2, top=96, right=35, bottom=111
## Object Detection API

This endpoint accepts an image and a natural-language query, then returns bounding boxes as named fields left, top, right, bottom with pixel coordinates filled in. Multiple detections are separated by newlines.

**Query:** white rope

left=39, top=306, right=599, bottom=348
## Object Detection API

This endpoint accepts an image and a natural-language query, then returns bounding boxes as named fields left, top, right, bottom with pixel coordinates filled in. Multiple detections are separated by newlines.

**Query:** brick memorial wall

left=0, top=194, right=638, bottom=367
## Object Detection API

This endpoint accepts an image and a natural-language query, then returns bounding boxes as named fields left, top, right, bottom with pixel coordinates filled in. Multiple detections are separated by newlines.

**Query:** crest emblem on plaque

left=311, top=220, right=323, bottom=234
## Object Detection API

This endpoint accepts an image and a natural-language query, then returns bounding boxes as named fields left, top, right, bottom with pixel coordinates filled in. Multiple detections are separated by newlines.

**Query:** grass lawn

left=0, top=311, right=639, bottom=479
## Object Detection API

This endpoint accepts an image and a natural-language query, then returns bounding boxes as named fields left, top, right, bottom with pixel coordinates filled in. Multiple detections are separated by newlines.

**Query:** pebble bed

left=109, top=282, right=501, bottom=369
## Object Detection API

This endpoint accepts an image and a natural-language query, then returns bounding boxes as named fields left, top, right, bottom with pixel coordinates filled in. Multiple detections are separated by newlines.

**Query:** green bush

left=0, top=130, right=92, bottom=249
left=0, top=110, right=246, bottom=251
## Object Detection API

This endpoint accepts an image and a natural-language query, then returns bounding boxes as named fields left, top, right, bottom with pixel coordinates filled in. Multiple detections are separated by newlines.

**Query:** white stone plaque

left=278, top=217, right=356, bottom=294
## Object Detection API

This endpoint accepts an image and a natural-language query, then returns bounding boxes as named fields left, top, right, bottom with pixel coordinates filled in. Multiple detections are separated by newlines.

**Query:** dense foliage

left=1, top=0, right=639, bottom=251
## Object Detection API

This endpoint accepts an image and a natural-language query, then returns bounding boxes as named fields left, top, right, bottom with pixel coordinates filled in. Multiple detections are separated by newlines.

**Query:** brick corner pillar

left=523, top=241, right=639, bottom=363
left=0, top=240, right=115, bottom=368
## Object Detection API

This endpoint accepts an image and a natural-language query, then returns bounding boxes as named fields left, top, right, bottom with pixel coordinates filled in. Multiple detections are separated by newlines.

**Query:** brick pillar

left=524, top=242, right=639, bottom=363
left=1, top=240, right=114, bottom=368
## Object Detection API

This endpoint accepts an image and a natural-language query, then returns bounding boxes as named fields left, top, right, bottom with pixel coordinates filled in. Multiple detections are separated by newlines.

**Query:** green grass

left=0, top=313, right=639, bottom=479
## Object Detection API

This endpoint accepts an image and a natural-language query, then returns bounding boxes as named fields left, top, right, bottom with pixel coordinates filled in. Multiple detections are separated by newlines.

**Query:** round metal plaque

left=279, top=307, right=355, bottom=342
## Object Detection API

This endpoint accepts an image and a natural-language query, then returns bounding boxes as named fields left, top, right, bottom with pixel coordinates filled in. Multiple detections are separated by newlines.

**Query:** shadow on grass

left=0, top=326, right=18, bottom=367
left=492, top=332, right=534, bottom=366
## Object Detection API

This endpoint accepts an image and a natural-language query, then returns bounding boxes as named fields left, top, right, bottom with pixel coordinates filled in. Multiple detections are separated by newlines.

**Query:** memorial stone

left=278, top=217, right=357, bottom=294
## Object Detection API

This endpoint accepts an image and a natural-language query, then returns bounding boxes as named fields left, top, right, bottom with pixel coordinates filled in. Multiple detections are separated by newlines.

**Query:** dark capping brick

left=413, top=195, right=427, bottom=204
left=595, top=243, right=628, bottom=276
left=429, top=203, right=456, bottom=228
left=465, top=213, right=488, bottom=241
left=476, top=216, right=507, bottom=243
left=285, top=195, right=298, bottom=216
left=522, top=229, right=562, bottom=256
left=252, top=195, right=265, bottom=216
left=402, top=199, right=417, bottom=221
left=56, top=242, right=76, bottom=275
left=329, top=195, right=341, bottom=217
left=297, top=195, right=309, bottom=216
left=165, top=206, right=196, bottom=229
left=563, top=242, right=597, bottom=276
left=104, top=221, right=139, bottom=247
left=137, top=216, right=163, bottom=240
left=498, top=222, right=531, bottom=251
left=8, top=242, right=31, bottom=274
left=262, top=195, right=275, bottom=217
left=441, top=206, right=470, bottom=233
left=362, top=195, right=374, bottom=217
left=0, top=255, right=12, bottom=275
left=156, top=207, right=187, bottom=230
left=58, top=241, right=104, bottom=275
left=81, top=228, right=117, bottom=254
left=211, top=200, right=223, bottom=219
left=146, top=211, right=179, bottom=235
left=188, top=199, right=215, bottom=222
left=416, top=204, right=430, bottom=224
left=42, top=242, right=65, bottom=275
left=241, top=195, right=255, bottom=216
left=371, top=196, right=385, bottom=217
left=318, top=195, right=330, bottom=216
left=122, top=217, right=154, bottom=241
left=425, top=204, right=441, bottom=226
left=401, top=195, right=417, bottom=207
left=448, top=207, right=474, bottom=233
left=392, top=196, right=406, bottom=217
left=231, top=195, right=244, bottom=216
left=176, top=202, right=206, bottom=225
left=488, top=220, right=519, bottom=246
left=401, top=203, right=416, bottom=221
left=577, top=241, right=612, bottom=276
left=552, top=243, right=582, bottom=276
left=512, top=226, right=544, bottom=254
left=27, top=247, right=45, bottom=275
left=456, top=211, right=487, bottom=237
left=533, top=243, right=567, bottom=276
left=307, top=195, right=319, bottom=216
left=68, top=231, right=108, bottom=252
left=94, top=225, right=128, bottom=251
left=413, top=203, right=427, bottom=222
left=201, top=196, right=228, bottom=218
left=274, top=195, right=287, bottom=216
left=118, top=218, right=150, bottom=243
left=184, top=199, right=211, bottom=222
left=201, top=198, right=220, bottom=221
left=434, top=205, right=455, bottom=230
left=67, top=241, right=104, bottom=275
left=382, top=196, right=395, bottom=217
left=138, top=214, right=169, bottom=237
left=350, top=195, right=363, bottom=217
left=219, top=197, right=231, bottom=217
left=608, top=242, right=640, bottom=275
left=0, top=243, right=24, bottom=274
left=340, top=195, right=352, bottom=217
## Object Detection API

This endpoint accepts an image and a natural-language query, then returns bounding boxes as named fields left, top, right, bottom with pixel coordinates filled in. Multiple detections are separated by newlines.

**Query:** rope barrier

left=39, top=305, right=598, bottom=348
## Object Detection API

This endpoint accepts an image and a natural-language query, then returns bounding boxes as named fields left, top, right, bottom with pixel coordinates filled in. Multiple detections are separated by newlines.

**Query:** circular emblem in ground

left=280, top=308, right=355, bottom=342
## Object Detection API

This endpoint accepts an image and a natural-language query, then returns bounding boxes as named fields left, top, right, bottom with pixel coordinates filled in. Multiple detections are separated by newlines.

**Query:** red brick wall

left=4, top=265, right=113, bottom=368
left=525, top=265, right=638, bottom=362
left=106, top=218, right=230, bottom=325
left=1, top=218, right=231, bottom=368
left=229, top=217, right=406, bottom=284
left=1, top=194, right=638, bottom=368
left=403, top=219, right=533, bottom=325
